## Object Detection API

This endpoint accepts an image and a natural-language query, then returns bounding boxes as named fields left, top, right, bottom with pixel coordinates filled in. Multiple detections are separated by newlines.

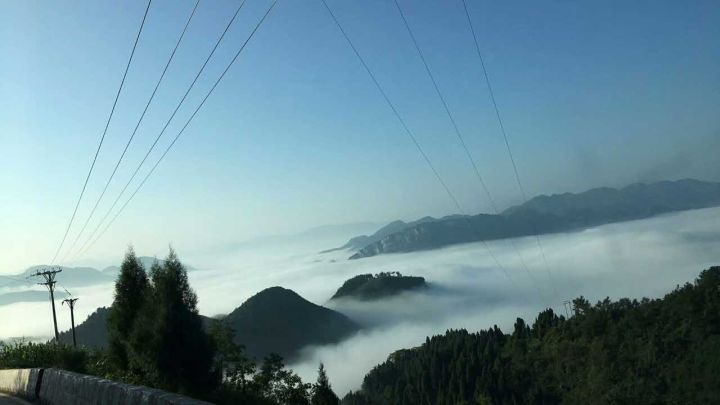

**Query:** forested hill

left=58, top=307, right=110, bottom=348
left=330, top=272, right=427, bottom=301
left=58, top=286, right=359, bottom=362
left=224, top=287, right=360, bottom=361
left=57, top=307, right=217, bottom=349
left=347, top=179, right=720, bottom=259
left=343, top=266, right=720, bottom=404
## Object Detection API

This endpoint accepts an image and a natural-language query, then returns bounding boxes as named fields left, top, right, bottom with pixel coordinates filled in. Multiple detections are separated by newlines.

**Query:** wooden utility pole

left=562, top=300, right=573, bottom=318
left=31, top=267, right=63, bottom=342
left=62, top=297, right=79, bottom=347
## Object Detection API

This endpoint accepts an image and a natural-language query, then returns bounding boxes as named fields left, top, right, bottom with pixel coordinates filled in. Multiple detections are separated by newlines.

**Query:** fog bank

left=2, top=207, right=719, bottom=395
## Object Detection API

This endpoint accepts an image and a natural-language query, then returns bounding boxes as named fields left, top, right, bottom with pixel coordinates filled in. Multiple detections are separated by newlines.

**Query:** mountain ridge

left=345, top=179, right=720, bottom=259
left=8, top=256, right=198, bottom=290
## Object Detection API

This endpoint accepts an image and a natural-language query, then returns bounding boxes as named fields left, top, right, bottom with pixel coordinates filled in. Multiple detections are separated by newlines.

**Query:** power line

left=392, top=0, right=546, bottom=303
left=71, top=0, right=250, bottom=261
left=60, top=0, right=202, bottom=264
left=50, top=0, right=153, bottom=265
left=58, top=282, right=73, bottom=298
left=319, top=0, right=518, bottom=289
left=76, top=0, right=280, bottom=259
left=461, top=0, right=558, bottom=297
left=392, top=0, right=498, bottom=213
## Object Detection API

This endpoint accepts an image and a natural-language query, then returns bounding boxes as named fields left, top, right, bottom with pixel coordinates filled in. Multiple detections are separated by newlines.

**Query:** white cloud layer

left=2, top=207, right=719, bottom=395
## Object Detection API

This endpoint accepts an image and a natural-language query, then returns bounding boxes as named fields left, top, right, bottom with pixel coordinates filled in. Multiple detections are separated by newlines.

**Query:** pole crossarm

left=30, top=267, right=63, bottom=342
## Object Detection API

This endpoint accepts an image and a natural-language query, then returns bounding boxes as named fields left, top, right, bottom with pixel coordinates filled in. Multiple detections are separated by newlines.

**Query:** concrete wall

left=0, top=368, right=41, bottom=399
left=1, top=368, right=213, bottom=404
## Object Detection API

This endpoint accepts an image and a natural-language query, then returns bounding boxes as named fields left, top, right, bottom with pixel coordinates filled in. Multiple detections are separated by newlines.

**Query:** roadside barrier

left=0, top=368, right=212, bottom=404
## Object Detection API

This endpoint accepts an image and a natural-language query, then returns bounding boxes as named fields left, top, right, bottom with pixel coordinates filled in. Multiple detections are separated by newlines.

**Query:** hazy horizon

left=3, top=176, right=720, bottom=273
left=2, top=0, right=719, bottom=273
left=2, top=206, right=720, bottom=395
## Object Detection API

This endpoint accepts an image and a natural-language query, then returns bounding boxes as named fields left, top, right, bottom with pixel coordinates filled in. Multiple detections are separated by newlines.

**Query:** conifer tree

left=130, top=248, right=218, bottom=395
left=107, top=246, right=148, bottom=370
left=311, top=363, right=339, bottom=405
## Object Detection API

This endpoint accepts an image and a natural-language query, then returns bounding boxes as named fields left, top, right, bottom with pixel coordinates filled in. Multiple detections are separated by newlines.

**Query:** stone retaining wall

left=0, top=368, right=213, bottom=404
left=0, top=368, right=41, bottom=399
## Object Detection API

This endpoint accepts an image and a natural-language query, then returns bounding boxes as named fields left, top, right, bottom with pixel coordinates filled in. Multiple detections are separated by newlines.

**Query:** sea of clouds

left=2, top=207, right=719, bottom=395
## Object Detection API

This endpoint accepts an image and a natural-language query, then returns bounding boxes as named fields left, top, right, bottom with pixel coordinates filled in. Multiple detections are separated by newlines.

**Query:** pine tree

left=130, top=248, right=218, bottom=395
left=311, top=363, right=339, bottom=405
left=107, top=246, right=148, bottom=370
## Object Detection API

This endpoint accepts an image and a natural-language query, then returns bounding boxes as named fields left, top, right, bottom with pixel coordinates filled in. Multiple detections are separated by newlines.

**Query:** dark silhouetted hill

left=57, top=307, right=216, bottom=349
left=55, top=287, right=358, bottom=362
left=58, top=307, right=110, bottom=348
left=330, top=272, right=427, bottom=301
left=224, top=287, right=359, bottom=362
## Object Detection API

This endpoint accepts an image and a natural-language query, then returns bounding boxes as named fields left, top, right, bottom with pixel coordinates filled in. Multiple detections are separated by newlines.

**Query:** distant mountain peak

left=224, top=286, right=360, bottom=361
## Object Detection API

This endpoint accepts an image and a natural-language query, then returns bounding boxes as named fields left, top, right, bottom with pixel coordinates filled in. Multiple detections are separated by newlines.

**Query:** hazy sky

left=1, top=0, right=719, bottom=271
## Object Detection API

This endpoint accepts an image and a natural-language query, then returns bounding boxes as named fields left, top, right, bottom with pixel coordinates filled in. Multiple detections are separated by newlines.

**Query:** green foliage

left=311, top=363, right=340, bottom=405
left=107, top=247, right=148, bottom=369
left=253, top=353, right=311, bottom=405
left=209, top=320, right=257, bottom=390
left=331, top=272, right=426, bottom=301
left=1, top=247, right=340, bottom=405
left=344, top=266, right=720, bottom=404
left=0, top=340, right=103, bottom=376
left=0, top=339, right=315, bottom=405
left=104, top=247, right=324, bottom=404
left=126, top=248, right=217, bottom=396
left=209, top=346, right=314, bottom=405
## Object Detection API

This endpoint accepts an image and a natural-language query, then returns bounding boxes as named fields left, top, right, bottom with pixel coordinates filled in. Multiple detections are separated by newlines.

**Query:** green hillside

left=330, top=272, right=427, bottom=301
left=344, top=266, right=720, bottom=404
left=225, top=286, right=360, bottom=362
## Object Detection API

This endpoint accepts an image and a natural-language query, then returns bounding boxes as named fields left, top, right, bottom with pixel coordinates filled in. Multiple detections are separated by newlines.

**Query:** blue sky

left=1, top=0, right=719, bottom=271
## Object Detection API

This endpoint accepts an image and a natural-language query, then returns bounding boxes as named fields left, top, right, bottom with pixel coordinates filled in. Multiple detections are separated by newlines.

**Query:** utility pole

left=31, top=267, right=62, bottom=342
left=562, top=300, right=573, bottom=318
left=62, top=297, right=79, bottom=347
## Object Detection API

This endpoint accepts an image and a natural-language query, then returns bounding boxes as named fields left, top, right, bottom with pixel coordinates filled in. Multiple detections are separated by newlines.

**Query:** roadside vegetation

left=0, top=247, right=341, bottom=405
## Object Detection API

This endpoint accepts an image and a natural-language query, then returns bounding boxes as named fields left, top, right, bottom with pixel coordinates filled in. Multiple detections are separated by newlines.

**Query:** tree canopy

left=343, top=266, right=720, bottom=404
left=312, top=363, right=340, bottom=405
left=107, top=246, right=148, bottom=370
